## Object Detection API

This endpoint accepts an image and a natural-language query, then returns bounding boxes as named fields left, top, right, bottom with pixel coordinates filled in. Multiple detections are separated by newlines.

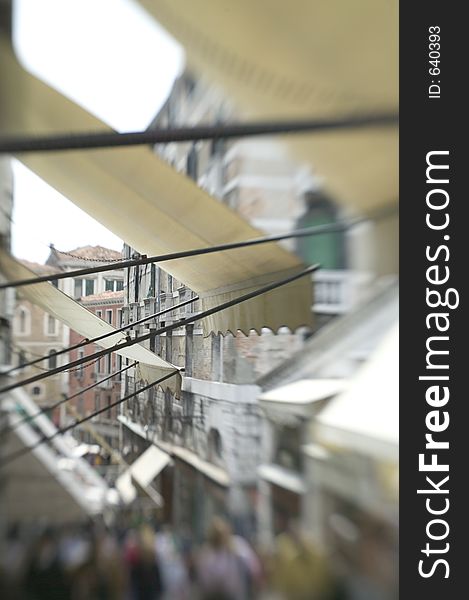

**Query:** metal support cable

left=5, top=362, right=137, bottom=434
left=0, top=113, right=398, bottom=154
left=0, top=263, right=319, bottom=395
left=9, top=342, right=101, bottom=374
left=4, top=295, right=199, bottom=376
left=0, top=208, right=396, bottom=290
left=0, top=370, right=179, bottom=468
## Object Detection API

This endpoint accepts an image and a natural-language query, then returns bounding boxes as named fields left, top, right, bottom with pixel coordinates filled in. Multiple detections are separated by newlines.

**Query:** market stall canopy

left=138, top=0, right=398, bottom=212
left=259, top=378, right=345, bottom=422
left=115, top=445, right=171, bottom=504
left=0, top=249, right=180, bottom=392
left=315, top=323, right=399, bottom=462
left=3, top=387, right=111, bottom=522
left=0, top=39, right=313, bottom=336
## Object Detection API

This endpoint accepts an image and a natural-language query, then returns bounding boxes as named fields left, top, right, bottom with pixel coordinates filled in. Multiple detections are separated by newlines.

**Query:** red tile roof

left=80, top=290, right=125, bottom=303
left=51, top=245, right=122, bottom=262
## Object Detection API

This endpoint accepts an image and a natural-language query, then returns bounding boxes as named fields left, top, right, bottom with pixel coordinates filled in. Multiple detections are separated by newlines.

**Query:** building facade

left=11, top=261, right=68, bottom=423
left=46, top=245, right=124, bottom=300
left=118, top=70, right=368, bottom=540
left=67, top=290, right=124, bottom=454
left=256, top=283, right=398, bottom=599
left=8, top=246, right=125, bottom=428
left=45, top=245, right=125, bottom=464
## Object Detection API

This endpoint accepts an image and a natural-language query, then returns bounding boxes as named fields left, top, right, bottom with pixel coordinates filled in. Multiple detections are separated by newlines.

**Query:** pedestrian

left=124, top=525, right=164, bottom=600
left=196, top=517, right=249, bottom=600
left=155, top=524, right=190, bottom=600
left=270, top=520, right=338, bottom=600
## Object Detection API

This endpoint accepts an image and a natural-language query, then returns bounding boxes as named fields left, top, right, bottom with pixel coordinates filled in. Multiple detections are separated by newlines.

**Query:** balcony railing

left=313, top=270, right=371, bottom=315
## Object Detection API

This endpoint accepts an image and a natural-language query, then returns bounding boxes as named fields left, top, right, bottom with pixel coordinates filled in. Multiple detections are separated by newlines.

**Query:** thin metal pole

left=6, top=362, right=137, bottom=433
left=0, top=215, right=376, bottom=290
left=0, top=370, right=179, bottom=467
left=0, top=113, right=398, bottom=154
left=5, top=295, right=199, bottom=375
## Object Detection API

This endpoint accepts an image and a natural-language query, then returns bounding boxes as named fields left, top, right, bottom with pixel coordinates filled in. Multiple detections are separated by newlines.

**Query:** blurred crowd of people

left=0, top=516, right=353, bottom=600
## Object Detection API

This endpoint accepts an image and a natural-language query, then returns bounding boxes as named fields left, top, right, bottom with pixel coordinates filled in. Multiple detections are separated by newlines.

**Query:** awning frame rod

left=0, top=113, right=398, bottom=154
left=0, top=263, right=319, bottom=395
left=4, top=295, right=199, bottom=376
left=1, top=370, right=179, bottom=467
left=0, top=209, right=395, bottom=290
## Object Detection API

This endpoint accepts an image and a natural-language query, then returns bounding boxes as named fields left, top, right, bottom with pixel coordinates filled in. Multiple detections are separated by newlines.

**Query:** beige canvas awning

left=315, top=323, right=399, bottom=462
left=115, top=444, right=171, bottom=504
left=259, top=378, right=345, bottom=422
left=0, top=39, right=312, bottom=335
left=118, top=414, right=230, bottom=487
left=0, top=249, right=180, bottom=392
left=138, top=0, right=398, bottom=213
left=3, top=387, right=111, bottom=522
